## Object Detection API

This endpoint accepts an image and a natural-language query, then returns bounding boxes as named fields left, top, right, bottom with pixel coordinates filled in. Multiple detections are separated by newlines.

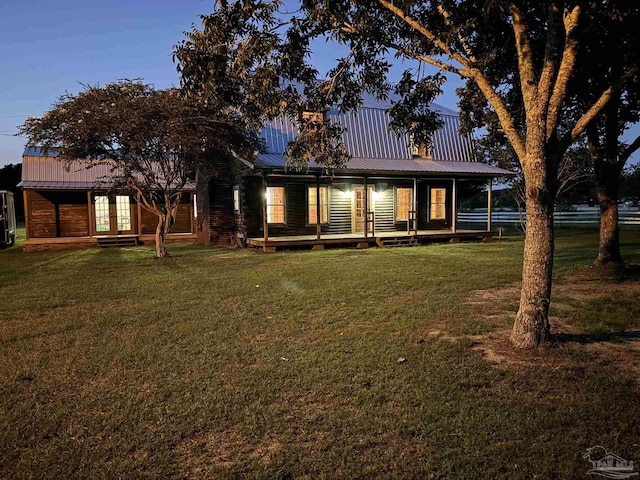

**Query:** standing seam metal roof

left=260, top=106, right=477, bottom=163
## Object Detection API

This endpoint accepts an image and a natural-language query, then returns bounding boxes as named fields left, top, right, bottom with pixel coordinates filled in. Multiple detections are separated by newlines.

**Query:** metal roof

left=261, top=106, right=478, bottom=163
left=21, top=153, right=196, bottom=190
left=255, top=154, right=513, bottom=176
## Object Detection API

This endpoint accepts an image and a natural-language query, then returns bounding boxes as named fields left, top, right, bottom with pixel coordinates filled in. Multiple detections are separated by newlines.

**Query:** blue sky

left=1, top=0, right=637, bottom=168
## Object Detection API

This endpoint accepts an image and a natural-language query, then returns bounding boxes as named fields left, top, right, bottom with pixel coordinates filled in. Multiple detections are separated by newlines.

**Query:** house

left=198, top=98, right=513, bottom=251
left=19, top=147, right=196, bottom=251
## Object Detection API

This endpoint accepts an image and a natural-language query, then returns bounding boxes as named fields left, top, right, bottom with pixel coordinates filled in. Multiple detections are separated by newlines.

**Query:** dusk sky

left=1, top=0, right=637, bottom=168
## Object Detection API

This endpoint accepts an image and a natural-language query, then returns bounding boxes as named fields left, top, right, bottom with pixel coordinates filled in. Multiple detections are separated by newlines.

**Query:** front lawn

left=1, top=230, right=639, bottom=478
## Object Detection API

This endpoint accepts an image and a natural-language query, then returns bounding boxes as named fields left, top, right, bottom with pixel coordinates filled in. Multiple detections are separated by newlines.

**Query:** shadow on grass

left=554, top=330, right=640, bottom=344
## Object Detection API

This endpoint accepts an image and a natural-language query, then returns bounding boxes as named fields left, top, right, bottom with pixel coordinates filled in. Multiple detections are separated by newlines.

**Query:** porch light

left=341, top=189, right=352, bottom=198
left=372, top=190, right=383, bottom=201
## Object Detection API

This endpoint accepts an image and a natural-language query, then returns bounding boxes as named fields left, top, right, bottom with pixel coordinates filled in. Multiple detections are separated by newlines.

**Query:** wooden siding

left=140, top=195, right=192, bottom=235
left=243, top=178, right=437, bottom=238
left=27, top=191, right=89, bottom=238
left=370, top=183, right=394, bottom=232
left=326, top=184, right=352, bottom=234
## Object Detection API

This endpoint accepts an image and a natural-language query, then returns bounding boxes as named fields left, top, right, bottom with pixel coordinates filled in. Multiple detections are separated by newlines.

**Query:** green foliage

left=621, top=164, right=640, bottom=205
left=19, top=79, right=262, bottom=256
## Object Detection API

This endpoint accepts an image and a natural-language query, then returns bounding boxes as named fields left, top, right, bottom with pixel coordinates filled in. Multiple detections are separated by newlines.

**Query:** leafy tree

left=574, top=7, right=640, bottom=266
left=620, top=164, right=640, bottom=206
left=20, top=80, right=259, bottom=258
left=176, top=1, right=638, bottom=347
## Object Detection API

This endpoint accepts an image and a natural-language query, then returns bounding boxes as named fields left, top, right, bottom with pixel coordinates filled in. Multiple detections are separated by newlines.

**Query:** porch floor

left=23, top=233, right=197, bottom=252
left=247, top=229, right=493, bottom=252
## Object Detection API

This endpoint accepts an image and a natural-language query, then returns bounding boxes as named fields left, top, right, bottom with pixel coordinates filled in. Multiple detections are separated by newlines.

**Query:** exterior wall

left=417, top=180, right=453, bottom=230
left=26, top=190, right=90, bottom=238
left=140, top=194, right=192, bottom=235
left=242, top=177, right=431, bottom=238
left=195, top=157, right=247, bottom=246
left=26, top=189, right=195, bottom=239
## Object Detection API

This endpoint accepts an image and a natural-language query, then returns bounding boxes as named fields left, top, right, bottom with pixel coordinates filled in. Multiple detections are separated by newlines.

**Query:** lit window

left=395, top=187, right=413, bottom=221
left=430, top=188, right=446, bottom=220
left=308, top=186, right=329, bottom=224
left=95, top=196, right=110, bottom=232
left=116, top=196, right=131, bottom=231
left=266, top=186, right=285, bottom=224
left=193, top=193, right=198, bottom=218
left=233, top=185, right=240, bottom=212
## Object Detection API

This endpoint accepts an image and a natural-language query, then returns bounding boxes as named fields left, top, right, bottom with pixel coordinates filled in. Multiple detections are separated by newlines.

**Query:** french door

left=94, top=195, right=136, bottom=235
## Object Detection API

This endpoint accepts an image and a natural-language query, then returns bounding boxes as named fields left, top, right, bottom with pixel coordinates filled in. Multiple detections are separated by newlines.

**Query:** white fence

left=458, top=207, right=640, bottom=226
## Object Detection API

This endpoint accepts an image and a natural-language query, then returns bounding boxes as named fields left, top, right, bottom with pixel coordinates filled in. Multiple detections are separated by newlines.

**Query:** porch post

left=86, top=191, right=93, bottom=237
left=23, top=190, right=30, bottom=239
left=316, top=175, right=321, bottom=240
left=262, top=175, right=269, bottom=241
left=487, top=178, right=493, bottom=232
left=363, top=176, right=368, bottom=237
left=413, top=178, right=418, bottom=234
left=451, top=178, right=457, bottom=233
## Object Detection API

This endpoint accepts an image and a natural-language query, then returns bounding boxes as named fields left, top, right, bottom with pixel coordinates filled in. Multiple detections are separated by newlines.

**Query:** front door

left=352, top=187, right=375, bottom=233
left=94, top=195, right=136, bottom=235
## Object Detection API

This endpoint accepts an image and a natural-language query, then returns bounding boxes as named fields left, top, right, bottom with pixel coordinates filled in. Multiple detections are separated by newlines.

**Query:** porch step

left=377, top=236, right=420, bottom=248
left=96, top=236, right=139, bottom=248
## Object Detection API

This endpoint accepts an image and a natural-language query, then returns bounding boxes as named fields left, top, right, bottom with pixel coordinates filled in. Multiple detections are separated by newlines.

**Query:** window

left=395, top=187, right=413, bottom=221
left=233, top=185, right=240, bottom=212
left=308, top=186, right=329, bottom=224
left=115, top=196, right=131, bottom=231
left=193, top=193, right=198, bottom=218
left=266, top=186, right=285, bottom=224
left=95, top=196, right=110, bottom=232
left=430, top=188, right=446, bottom=220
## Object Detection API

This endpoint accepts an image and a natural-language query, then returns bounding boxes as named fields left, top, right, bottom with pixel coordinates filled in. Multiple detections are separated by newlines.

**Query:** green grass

left=1, top=229, right=640, bottom=478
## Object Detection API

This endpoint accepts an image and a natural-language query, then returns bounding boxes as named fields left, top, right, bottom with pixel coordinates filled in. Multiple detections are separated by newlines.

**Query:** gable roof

left=258, top=101, right=513, bottom=177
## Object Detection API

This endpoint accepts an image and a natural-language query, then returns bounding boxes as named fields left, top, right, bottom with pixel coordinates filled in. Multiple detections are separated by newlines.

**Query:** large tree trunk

left=510, top=150, right=555, bottom=348
left=593, top=160, right=623, bottom=266
left=154, top=213, right=169, bottom=258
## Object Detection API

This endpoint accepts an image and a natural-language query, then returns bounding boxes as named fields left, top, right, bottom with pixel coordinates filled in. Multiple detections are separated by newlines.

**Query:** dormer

left=410, top=135, right=432, bottom=160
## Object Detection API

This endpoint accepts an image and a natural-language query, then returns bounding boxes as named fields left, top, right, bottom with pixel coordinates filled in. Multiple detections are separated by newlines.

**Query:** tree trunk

left=510, top=153, right=555, bottom=348
left=154, top=213, right=168, bottom=258
left=594, top=160, right=623, bottom=266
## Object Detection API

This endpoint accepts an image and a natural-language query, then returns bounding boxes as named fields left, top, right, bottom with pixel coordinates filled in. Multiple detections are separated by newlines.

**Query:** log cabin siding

left=27, top=191, right=89, bottom=238
left=140, top=195, right=192, bottom=234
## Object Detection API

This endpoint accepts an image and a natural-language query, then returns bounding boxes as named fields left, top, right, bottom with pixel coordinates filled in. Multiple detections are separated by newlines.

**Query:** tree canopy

left=20, top=79, right=260, bottom=257
left=175, top=0, right=639, bottom=348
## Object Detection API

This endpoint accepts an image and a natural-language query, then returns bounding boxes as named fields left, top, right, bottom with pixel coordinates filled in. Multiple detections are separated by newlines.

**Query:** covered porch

left=247, top=229, right=494, bottom=252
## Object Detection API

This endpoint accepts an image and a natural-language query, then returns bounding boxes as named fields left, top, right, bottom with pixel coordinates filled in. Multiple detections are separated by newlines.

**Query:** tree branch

left=510, top=2, right=537, bottom=109
left=621, top=134, right=640, bottom=164
left=565, top=64, right=640, bottom=149
left=545, top=5, right=580, bottom=138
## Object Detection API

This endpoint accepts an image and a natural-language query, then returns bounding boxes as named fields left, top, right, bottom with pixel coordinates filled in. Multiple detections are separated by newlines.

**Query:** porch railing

left=407, top=210, right=417, bottom=234
left=366, top=211, right=375, bottom=237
